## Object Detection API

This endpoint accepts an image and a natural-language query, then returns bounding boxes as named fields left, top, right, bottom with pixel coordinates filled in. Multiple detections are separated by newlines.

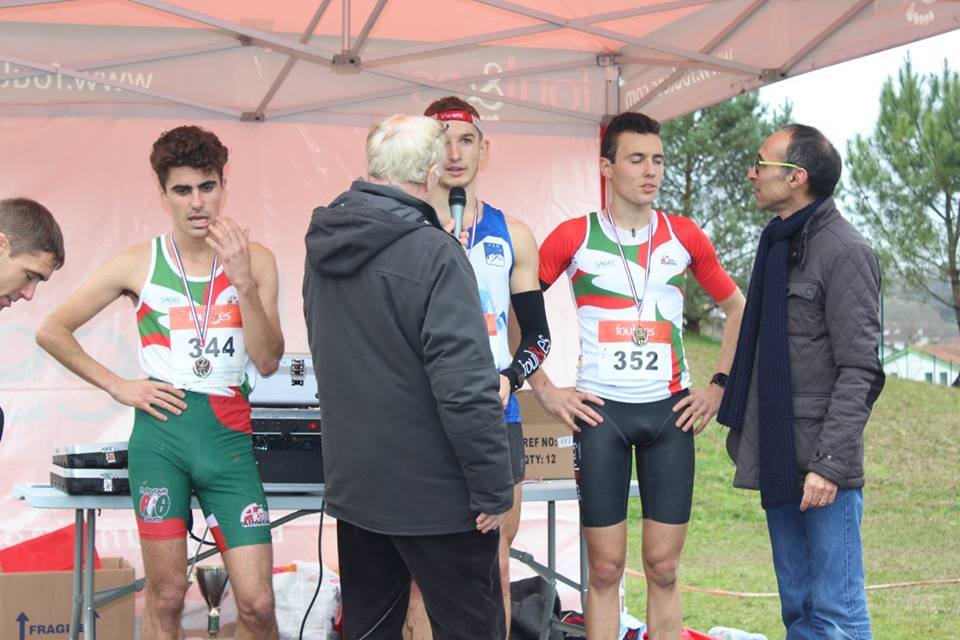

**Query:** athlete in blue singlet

left=402, top=97, right=551, bottom=640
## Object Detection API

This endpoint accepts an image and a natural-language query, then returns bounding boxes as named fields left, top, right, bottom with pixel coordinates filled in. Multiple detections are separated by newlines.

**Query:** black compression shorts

left=573, top=390, right=694, bottom=527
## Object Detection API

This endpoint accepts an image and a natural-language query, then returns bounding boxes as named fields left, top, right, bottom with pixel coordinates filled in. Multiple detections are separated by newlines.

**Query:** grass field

left=622, top=334, right=960, bottom=638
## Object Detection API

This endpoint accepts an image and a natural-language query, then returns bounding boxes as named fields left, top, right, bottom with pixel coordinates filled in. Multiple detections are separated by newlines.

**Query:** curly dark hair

left=149, top=125, right=229, bottom=189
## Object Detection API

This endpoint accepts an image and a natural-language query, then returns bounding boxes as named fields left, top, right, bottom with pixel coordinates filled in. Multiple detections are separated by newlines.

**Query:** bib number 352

left=598, top=343, right=671, bottom=381
left=611, top=349, right=659, bottom=371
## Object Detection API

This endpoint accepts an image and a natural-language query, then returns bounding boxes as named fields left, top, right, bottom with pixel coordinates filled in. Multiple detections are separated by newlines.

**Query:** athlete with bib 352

left=37, top=126, right=283, bottom=640
left=531, top=112, right=745, bottom=639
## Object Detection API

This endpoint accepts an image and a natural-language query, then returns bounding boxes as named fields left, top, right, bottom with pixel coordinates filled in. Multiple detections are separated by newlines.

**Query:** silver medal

left=170, top=235, right=220, bottom=384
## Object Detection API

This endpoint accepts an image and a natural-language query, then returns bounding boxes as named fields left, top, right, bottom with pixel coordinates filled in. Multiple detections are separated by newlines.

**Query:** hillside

left=622, top=334, right=960, bottom=638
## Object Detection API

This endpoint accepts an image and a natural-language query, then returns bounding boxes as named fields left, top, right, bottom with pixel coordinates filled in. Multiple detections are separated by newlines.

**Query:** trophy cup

left=196, top=566, right=230, bottom=638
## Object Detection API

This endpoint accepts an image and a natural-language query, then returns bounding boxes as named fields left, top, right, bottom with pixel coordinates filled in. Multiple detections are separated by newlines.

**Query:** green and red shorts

left=128, top=389, right=270, bottom=552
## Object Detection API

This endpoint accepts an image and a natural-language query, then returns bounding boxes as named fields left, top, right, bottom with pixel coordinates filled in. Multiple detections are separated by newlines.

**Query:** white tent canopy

left=2, top=0, right=958, bottom=127
left=1, top=0, right=958, bottom=627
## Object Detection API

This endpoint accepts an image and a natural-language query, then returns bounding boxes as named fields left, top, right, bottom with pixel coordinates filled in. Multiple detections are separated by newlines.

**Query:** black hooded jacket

left=303, top=179, right=514, bottom=535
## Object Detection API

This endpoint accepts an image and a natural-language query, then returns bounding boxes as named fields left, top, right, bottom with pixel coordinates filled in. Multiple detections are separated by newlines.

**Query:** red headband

left=431, top=109, right=482, bottom=133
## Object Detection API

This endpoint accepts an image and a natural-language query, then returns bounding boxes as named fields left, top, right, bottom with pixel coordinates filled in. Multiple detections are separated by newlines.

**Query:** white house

left=882, top=348, right=959, bottom=386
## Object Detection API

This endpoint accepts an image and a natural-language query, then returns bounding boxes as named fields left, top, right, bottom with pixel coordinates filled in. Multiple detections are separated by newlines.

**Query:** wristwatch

left=501, top=364, right=527, bottom=393
left=710, top=372, right=729, bottom=389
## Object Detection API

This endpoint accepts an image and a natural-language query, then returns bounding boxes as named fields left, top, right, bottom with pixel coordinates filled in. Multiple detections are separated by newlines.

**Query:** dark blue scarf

left=718, top=199, right=822, bottom=509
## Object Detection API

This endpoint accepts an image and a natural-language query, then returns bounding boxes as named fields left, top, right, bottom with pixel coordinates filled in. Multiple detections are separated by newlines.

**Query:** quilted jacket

left=726, top=197, right=885, bottom=490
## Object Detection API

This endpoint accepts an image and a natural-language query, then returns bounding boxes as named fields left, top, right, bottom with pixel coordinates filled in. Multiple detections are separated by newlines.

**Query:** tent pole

left=0, top=0, right=72, bottom=7
left=351, top=0, right=389, bottom=58
left=630, top=0, right=769, bottom=111
left=778, top=0, right=873, bottom=75
left=362, top=1, right=725, bottom=67
left=252, top=0, right=332, bottom=120
left=269, top=59, right=596, bottom=119
left=342, top=0, right=351, bottom=56
left=600, top=56, right=619, bottom=210
left=127, top=0, right=336, bottom=67
left=472, top=0, right=763, bottom=76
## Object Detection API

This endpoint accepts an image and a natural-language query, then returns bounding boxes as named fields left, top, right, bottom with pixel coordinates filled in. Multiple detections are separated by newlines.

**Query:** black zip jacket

left=303, top=179, right=514, bottom=535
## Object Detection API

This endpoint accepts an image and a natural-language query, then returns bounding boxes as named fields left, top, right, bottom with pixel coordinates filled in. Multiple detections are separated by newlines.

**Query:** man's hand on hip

left=110, top=379, right=187, bottom=421
left=498, top=374, right=511, bottom=408
left=672, top=384, right=723, bottom=434
left=476, top=511, right=506, bottom=533
left=799, top=471, right=838, bottom=511
left=533, top=384, right=604, bottom=432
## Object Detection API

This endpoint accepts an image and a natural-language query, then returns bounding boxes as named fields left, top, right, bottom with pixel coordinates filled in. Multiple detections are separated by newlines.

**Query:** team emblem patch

left=483, top=242, right=505, bottom=267
left=139, top=487, right=171, bottom=523
left=240, top=503, right=269, bottom=527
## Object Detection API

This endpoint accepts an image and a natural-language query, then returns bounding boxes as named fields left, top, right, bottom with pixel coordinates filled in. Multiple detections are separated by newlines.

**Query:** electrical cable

left=297, top=503, right=409, bottom=640
left=356, top=583, right=411, bottom=640
left=186, top=510, right=216, bottom=547
left=299, top=499, right=326, bottom=640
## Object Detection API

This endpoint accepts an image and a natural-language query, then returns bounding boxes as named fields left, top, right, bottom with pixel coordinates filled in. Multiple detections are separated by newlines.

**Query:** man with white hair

left=302, top=114, right=514, bottom=640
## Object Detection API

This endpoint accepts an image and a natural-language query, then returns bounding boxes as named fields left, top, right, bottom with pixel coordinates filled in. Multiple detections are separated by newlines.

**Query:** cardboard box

left=516, top=390, right=575, bottom=480
left=0, top=557, right=135, bottom=640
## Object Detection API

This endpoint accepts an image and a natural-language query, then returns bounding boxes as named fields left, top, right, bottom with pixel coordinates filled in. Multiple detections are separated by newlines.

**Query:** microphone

left=449, top=187, right=466, bottom=238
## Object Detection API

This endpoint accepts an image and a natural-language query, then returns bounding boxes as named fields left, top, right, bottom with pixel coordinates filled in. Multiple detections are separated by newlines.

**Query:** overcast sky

left=758, top=28, right=959, bottom=158
left=758, top=29, right=959, bottom=336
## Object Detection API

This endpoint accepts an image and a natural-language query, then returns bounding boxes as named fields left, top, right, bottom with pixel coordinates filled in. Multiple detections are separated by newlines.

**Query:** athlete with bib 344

left=37, top=126, right=284, bottom=640
left=531, top=112, right=745, bottom=639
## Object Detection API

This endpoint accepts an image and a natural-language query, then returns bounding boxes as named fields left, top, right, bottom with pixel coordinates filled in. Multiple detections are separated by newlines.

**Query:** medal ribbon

left=466, top=199, right=482, bottom=254
left=170, top=235, right=219, bottom=349
left=603, top=208, right=654, bottom=322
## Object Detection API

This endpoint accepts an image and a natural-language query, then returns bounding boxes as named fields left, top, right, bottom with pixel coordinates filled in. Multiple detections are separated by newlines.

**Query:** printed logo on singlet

left=139, top=487, right=171, bottom=522
left=660, top=255, right=678, bottom=266
left=483, top=242, right=505, bottom=267
left=160, top=295, right=186, bottom=306
left=207, top=307, right=239, bottom=327
left=240, top=502, right=269, bottom=527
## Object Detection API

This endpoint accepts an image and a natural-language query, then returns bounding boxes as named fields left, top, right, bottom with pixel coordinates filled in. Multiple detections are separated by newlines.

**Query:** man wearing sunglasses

left=719, top=124, right=885, bottom=639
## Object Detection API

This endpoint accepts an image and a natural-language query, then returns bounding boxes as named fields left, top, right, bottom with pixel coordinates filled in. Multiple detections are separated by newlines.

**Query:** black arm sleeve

left=500, top=290, right=551, bottom=392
